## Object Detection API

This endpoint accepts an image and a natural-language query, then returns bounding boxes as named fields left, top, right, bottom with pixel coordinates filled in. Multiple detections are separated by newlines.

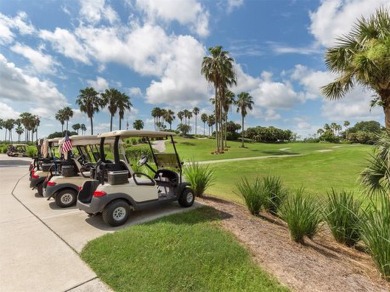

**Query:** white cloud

left=10, top=43, right=59, bottom=74
left=86, top=76, right=109, bottom=91
left=0, top=54, right=67, bottom=111
left=129, top=87, right=142, bottom=96
left=135, top=0, right=209, bottom=37
left=78, top=0, right=119, bottom=24
left=145, top=35, right=209, bottom=105
left=0, top=11, right=35, bottom=44
left=39, top=28, right=90, bottom=64
left=0, top=102, right=20, bottom=119
left=309, top=0, right=390, bottom=47
left=226, top=0, right=244, bottom=13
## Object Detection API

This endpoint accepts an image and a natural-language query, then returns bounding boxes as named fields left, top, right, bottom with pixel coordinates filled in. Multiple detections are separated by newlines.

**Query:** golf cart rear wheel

left=178, top=188, right=195, bottom=207
left=55, top=189, right=77, bottom=208
left=102, top=200, right=131, bottom=227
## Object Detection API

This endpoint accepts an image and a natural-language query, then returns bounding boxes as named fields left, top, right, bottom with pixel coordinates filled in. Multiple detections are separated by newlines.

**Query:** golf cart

left=77, top=130, right=195, bottom=227
left=7, top=144, right=28, bottom=157
left=44, top=135, right=117, bottom=208
left=30, top=138, right=61, bottom=196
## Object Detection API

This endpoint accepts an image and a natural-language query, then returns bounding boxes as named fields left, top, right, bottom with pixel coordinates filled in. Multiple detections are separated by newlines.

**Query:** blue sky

left=1, top=0, right=389, bottom=139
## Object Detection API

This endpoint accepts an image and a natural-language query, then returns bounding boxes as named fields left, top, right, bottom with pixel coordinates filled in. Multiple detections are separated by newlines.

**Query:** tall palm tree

left=101, top=88, right=121, bottom=131
left=193, top=107, right=200, bottom=135
left=15, top=125, right=24, bottom=142
left=4, top=119, right=15, bottom=142
left=222, top=90, right=235, bottom=147
left=19, top=112, right=33, bottom=142
left=151, top=107, right=163, bottom=130
left=133, top=119, right=144, bottom=130
left=164, top=109, right=175, bottom=130
left=201, top=113, right=208, bottom=136
left=117, top=92, right=132, bottom=130
left=201, top=45, right=236, bottom=153
left=62, top=107, right=73, bottom=132
left=207, top=114, right=215, bottom=137
left=76, top=87, right=102, bottom=135
left=72, top=123, right=81, bottom=134
left=80, top=124, right=87, bottom=135
left=177, top=111, right=184, bottom=124
left=322, top=8, right=390, bottom=129
left=236, top=92, right=254, bottom=147
left=55, top=109, right=66, bottom=133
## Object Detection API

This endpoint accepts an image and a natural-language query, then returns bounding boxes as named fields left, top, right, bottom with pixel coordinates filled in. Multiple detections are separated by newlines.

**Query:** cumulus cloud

left=135, top=0, right=209, bottom=37
left=309, top=0, right=390, bottom=47
left=78, top=0, right=119, bottom=24
left=0, top=11, right=35, bottom=44
left=0, top=102, right=20, bottom=119
left=0, top=54, right=67, bottom=112
left=145, top=35, right=209, bottom=105
left=86, top=76, right=109, bottom=91
left=10, top=43, right=59, bottom=74
left=39, top=28, right=90, bottom=64
left=226, top=0, right=244, bottom=13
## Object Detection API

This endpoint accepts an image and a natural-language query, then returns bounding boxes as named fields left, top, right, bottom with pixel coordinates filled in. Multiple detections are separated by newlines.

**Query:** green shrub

left=27, top=147, right=37, bottom=158
left=125, top=147, right=152, bottom=161
left=183, top=161, right=215, bottom=197
left=324, top=189, right=362, bottom=247
left=236, top=177, right=263, bottom=215
left=262, top=176, right=288, bottom=216
left=280, top=188, right=322, bottom=244
left=360, top=195, right=390, bottom=281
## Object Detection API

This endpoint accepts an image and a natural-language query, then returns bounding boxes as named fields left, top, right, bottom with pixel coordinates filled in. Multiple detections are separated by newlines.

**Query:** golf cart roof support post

left=170, top=134, right=182, bottom=183
left=100, top=137, right=106, bottom=162
left=147, top=137, right=159, bottom=166
left=114, top=136, right=120, bottom=164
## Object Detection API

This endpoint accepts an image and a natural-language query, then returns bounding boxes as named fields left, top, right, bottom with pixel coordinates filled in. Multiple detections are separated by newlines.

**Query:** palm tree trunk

left=384, top=106, right=390, bottom=130
left=110, top=115, right=113, bottom=131
left=90, top=118, right=93, bottom=135
left=66, top=121, right=69, bottom=132
left=119, top=117, right=122, bottom=130
left=241, top=115, right=245, bottom=148
left=214, top=87, right=219, bottom=153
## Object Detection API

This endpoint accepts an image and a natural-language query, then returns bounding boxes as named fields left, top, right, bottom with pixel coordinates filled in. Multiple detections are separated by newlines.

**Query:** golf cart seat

left=154, top=169, right=179, bottom=187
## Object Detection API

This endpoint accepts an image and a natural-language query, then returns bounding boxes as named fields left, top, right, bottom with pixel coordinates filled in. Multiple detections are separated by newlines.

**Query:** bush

left=27, top=147, right=37, bottom=158
left=236, top=177, right=263, bottom=215
left=183, top=161, right=215, bottom=197
left=262, top=176, right=288, bottom=216
left=324, top=189, right=362, bottom=247
left=125, top=147, right=153, bottom=162
left=279, top=188, right=322, bottom=244
left=360, top=195, right=390, bottom=281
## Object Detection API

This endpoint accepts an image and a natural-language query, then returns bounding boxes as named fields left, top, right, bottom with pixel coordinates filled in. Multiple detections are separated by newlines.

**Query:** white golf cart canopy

left=98, top=130, right=176, bottom=139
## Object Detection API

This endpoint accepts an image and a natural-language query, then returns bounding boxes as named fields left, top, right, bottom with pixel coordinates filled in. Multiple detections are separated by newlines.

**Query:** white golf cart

left=77, top=130, right=195, bottom=227
left=44, top=135, right=117, bottom=208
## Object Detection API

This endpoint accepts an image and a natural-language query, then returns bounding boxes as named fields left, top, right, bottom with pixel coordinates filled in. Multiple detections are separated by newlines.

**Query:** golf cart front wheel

left=102, top=200, right=131, bottom=227
left=178, top=188, right=195, bottom=207
left=55, top=189, right=77, bottom=208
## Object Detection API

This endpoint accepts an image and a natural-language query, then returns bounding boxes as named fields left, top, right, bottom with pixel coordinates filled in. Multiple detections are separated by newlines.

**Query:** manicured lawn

left=81, top=207, right=288, bottom=292
left=203, top=144, right=372, bottom=203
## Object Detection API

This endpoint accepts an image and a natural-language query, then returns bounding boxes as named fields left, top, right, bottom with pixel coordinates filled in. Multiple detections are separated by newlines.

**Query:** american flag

left=62, top=133, right=73, bottom=153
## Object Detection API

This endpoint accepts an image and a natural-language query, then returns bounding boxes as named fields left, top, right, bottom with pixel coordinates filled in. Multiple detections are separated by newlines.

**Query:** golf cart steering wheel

left=138, top=155, right=148, bottom=166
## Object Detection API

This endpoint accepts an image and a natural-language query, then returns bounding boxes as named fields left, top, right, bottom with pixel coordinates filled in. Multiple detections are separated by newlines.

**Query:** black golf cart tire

left=178, top=188, right=195, bottom=207
left=55, top=189, right=77, bottom=208
left=102, top=200, right=131, bottom=227
left=37, top=183, right=43, bottom=197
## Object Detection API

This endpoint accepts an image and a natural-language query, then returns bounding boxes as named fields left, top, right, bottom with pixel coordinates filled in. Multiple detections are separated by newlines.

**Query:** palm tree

left=222, top=90, right=235, bottom=147
left=72, top=123, right=81, bottom=134
left=236, top=92, right=254, bottom=147
left=151, top=107, right=163, bottom=130
left=201, top=45, right=236, bottom=153
left=193, top=107, right=200, bottom=135
left=117, top=92, right=132, bottom=130
left=133, top=119, right=144, bottom=130
left=62, top=106, right=73, bottom=132
left=201, top=113, right=208, bottom=136
left=80, top=124, right=87, bottom=135
left=76, top=87, right=102, bottom=135
left=4, top=119, right=15, bottom=142
left=55, top=109, right=66, bottom=133
left=15, top=125, right=24, bottom=142
left=322, top=8, right=390, bottom=129
left=19, top=112, right=33, bottom=142
left=164, top=109, right=175, bottom=130
left=207, top=114, right=215, bottom=136
left=33, top=115, right=40, bottom=143
left=101, top=88, right=121, bottom=131
left=177, top=111, right=184, bottom=124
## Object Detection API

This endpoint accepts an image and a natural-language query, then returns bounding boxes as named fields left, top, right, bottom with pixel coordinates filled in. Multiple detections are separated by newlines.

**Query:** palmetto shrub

left=183, top=161, right=215, bottom=197
left=360, top=195, right=390, bottom=281
left=324, top=189, right=362, bottom=247
left=279, top=188, right=322, bottom=244
left=262, top=176, right=288, bottom=216
left=236, top=177, right=263, bottom=215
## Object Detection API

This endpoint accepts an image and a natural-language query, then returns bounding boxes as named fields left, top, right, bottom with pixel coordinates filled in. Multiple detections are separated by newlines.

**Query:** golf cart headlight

left=93, top=190, right=107, bottom=197
left=31, top=171, right=39, bottom=179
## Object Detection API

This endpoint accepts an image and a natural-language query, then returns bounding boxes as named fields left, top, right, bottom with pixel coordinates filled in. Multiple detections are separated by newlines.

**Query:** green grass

left=205, top=145, right=371, bottom=203
left=81, top=207, right=288, bottom=292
